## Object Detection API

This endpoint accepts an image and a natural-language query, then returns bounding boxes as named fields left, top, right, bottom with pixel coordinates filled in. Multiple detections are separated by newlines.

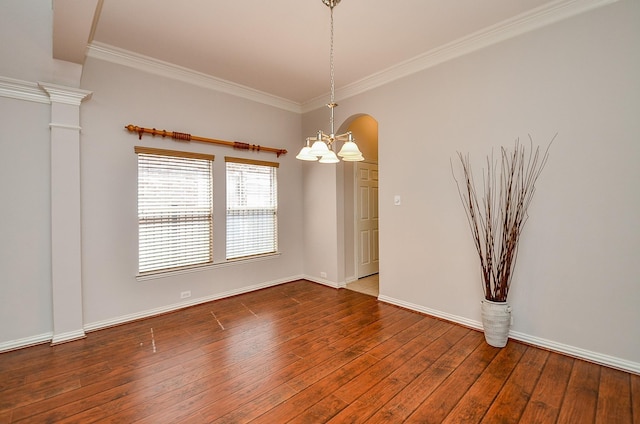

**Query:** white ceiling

left=52, top=0, right=611, bottom=110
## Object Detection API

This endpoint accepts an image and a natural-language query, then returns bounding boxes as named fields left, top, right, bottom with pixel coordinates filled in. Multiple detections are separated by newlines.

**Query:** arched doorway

left=339, top=115, right=379, bottom=296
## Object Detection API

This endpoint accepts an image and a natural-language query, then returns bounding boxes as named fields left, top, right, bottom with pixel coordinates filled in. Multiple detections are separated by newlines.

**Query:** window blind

left=136, top=147, right=214, bottom=274
left=225, top=157, right=278, bottom=260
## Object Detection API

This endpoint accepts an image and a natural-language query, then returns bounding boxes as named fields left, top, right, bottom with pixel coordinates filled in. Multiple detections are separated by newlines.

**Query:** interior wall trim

left=50, top=329, right=86, bottom=346
left=0, top=277, right=303, bottom=353
left=378, top=294, right=640, bottom=376
left=85, top=42, right=301, bottom=114
left=3, top=279, right=637, bottom=376
left=0, top=332, right=53, bottom=354
left=1, top=1, right=621, bottom=114
left=82, top=275, right=304, bottom=333
left=0, top=76, right=50, bottom=104
left=301, top=0, right=621, bottom=112
left=303, top=275, right=345, bottom=289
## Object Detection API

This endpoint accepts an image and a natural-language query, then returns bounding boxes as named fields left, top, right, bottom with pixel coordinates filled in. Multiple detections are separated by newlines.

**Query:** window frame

left=135, top=146, right=215, bottom=276
left=225, top=156, right=279, bottom=261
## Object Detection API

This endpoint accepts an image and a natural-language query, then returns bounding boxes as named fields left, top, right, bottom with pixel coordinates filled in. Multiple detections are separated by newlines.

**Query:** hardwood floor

left=1, top=280, right=638, bottom=423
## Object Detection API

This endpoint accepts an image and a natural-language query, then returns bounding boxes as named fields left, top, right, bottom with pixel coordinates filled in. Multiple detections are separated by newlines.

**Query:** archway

left=338, top=114, right=379, bottom=294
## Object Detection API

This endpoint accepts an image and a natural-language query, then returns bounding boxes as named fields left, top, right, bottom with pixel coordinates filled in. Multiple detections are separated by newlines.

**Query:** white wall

left=0, top=0, right=56, bottom=346
left=300, top=108, right=341, bottom=286
left=78, top=58, right=305, bottom=327
left=304, top=0, right=640, bottom=370
left=0, top=0, right=305, bottom=346
left=0, top=0, right=81, bottom=87
left=0, top=97, right=52, bottom=343
left=0, top=0, right=52, bottom=83
left=2, top=0, right=638, bottom=372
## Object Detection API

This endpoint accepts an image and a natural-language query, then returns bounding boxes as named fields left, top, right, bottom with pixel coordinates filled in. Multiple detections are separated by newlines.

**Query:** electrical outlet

left=320, top=272, right=327, bottom=278
left=180, top=291, right=191, bottom=299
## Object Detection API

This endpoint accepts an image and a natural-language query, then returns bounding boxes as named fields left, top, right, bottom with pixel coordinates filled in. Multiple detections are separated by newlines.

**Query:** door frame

left=352, top=160, right=379, bottom=280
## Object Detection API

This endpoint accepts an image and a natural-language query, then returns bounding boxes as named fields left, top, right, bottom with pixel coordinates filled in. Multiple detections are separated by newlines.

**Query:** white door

left=356, top=162, right=379, bottom=278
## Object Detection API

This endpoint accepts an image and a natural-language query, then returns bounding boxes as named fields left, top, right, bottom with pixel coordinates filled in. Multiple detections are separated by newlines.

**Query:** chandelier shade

left=309, top=137, right=330, bottom=156
left=297, top=0, right=364, bottom=163
left=337, top=133, right=361, bottom=157
left=295, top=146, right=318, bottom=161
left=342, top=153, right=364, bottom=162
left=319, top=150, right=340, bottom=163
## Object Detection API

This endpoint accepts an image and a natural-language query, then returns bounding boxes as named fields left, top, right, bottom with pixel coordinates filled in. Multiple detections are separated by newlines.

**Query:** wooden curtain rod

left=125, top=124, right=288, bottom=157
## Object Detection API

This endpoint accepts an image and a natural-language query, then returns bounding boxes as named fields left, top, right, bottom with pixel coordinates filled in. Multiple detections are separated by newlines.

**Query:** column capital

left=38, top=82, right=92, bottom=106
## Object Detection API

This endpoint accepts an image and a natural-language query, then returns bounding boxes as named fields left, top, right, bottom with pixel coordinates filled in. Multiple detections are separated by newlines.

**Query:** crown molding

left=83, top=0, right=619, bottom=115
left=0, top=76, right=50, bottom=104
left=0, top=77, right=93, bottom=106
left=86, top=42, right=302, bottom=114
left=301, top=0, right=621, bottom=113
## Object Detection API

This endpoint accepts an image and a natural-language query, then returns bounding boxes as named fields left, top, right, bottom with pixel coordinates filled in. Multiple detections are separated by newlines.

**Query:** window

left=225, top=157, right=278, bottom=260
left=135, top=147, right=214, bottom=274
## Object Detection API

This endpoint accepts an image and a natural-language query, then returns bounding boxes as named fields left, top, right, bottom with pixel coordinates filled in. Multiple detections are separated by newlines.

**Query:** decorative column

left=39, top=82, right=92, bottom=345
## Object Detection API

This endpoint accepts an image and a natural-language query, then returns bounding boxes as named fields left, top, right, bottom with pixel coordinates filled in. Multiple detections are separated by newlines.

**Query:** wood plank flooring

left=0, top=280, right=638, bottom=423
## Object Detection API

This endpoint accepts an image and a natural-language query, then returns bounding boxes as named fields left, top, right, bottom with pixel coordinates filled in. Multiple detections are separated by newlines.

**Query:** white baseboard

left=8, top=279, right=635, bottom=375
left=510, top=330, right=640, bottom=375
left=303, top=275, right=344, bottom=289
left=51, top=329, right=86, bottom=345
left=84, top=276, right=300, bottom=332
left=345, top=276, right=358, bottom=284
left=0, top=332, right=53, bottom=353
left=0, top=330, right=88, bottom=352
left=378, top=295, right=484, bottom=331
left=2, top=277, right=305, bottom=352
left=378, top=294, right=640, bottom=375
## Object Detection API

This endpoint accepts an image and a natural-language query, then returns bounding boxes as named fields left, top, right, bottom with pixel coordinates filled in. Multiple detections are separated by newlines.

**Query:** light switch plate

left=394, top=195, right=401, bottom=206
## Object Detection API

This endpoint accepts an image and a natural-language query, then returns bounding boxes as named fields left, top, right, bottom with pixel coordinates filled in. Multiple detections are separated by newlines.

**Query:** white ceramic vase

left=481, top=299, right=512, bottom=348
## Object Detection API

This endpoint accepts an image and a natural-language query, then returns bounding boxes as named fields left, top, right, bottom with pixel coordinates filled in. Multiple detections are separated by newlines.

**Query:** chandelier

left=296, top=0, right=364, bottom=163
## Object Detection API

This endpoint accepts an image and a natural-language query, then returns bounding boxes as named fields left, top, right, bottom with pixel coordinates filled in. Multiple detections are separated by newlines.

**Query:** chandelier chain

left=330, top=6, right=335, bottom=105
left=295, top=0, right=363, bottom=163
left=329, top=5, right=335, bottom=134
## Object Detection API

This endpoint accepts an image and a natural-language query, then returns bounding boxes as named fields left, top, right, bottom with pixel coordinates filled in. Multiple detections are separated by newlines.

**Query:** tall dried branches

left=452, top=135, right=554, bottom=302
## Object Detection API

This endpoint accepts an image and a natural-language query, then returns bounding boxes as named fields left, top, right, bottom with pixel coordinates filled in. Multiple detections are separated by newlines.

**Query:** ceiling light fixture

left=296, top=0, right=364, bottom=163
